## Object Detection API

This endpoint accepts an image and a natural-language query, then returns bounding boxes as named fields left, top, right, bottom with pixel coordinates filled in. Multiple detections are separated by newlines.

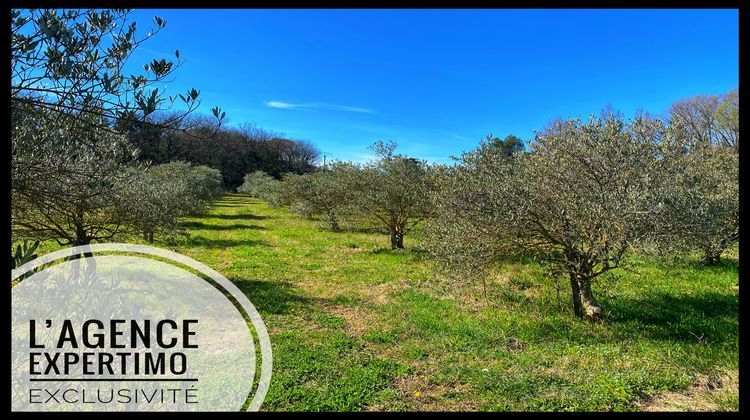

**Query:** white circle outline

left=11, top=243, right=273, bottom=412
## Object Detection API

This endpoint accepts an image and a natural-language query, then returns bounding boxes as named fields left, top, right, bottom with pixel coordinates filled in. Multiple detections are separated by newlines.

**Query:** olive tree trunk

left=390, top=229, right=404, bottom=250
left=703, top=246, right=724, bottom=266
left=569, top=273, right=603, bottom=321
left=327, top=211, right=340, bottom=232
left=703, top=252, right=721, bottom=266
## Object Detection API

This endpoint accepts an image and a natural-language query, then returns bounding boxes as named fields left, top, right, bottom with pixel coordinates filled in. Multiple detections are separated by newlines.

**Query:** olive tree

left=659, top=90, right=739, bottom=264
left=238, top=170, right=286, bottom=206
left=11, top=8, right=223, bottom=253
left=11, top=9, right=224, bottom=130
left=116, top=162, right=224, bottom=243
left=348, top=142, right=434, bottom=250
left=239, top=170, right=277, bottom=196
left=661, top=147, right=738, bottom=265
left=485, top=133, right=525, bottom=157
left=426, top=116, right=677, bottom=320
left=282, top=162, right=357, bottom=231
left=11, top=108, right=139, bottom=246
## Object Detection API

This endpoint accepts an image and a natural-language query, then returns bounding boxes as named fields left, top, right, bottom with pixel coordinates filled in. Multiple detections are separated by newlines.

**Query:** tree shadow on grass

left=180, top=221, right=266, bottom=231
left=208, top=213, right=270, bottom=221
left=603, top=290, right=738, bottom=343
left=229, top=277, right=336, bottom=316
left=184, top=236, right=270, bottom=249
left=692, top=258, right=739, bottom=277
left=210, top=199, right=257, bottom=205
left=338, top=226, right=388, bottom=234
left=212, top=194, right=261, bottom=204
left=645, top=255, right=738, bottom=277
left=230, top=278, right=311, bottom=315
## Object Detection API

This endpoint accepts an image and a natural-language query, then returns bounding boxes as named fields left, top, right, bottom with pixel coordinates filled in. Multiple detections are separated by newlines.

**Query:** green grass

left=32, top=193, right=739, bottom=411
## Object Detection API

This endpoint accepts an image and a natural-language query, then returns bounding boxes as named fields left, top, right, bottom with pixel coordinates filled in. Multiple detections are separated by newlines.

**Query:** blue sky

left=130, top=9, right=738, bottom=163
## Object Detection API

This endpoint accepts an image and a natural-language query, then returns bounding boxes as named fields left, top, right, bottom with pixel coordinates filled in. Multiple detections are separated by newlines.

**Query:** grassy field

left=36, top=193, right=740, bottom=411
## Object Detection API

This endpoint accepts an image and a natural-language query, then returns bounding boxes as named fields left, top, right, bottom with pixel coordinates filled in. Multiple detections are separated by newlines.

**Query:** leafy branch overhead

left=10, top=8, right=224, bottom=131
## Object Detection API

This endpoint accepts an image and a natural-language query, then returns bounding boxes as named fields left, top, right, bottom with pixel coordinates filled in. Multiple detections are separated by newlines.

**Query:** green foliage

left=424, top=115, right=679, bottom=320
left=11, top=9, right=222, bottom=129
left=116, top=162, right=224, bottom=242
left=659, top=89, right=739, bottom=264
left=238, top=171, right=283, bottom=205
left=11, top=105, right=140, bottom=245
left=346, top=141, right=435, bottom=249
left=10, top=240, right=39, bottom=270
left=10, top=7, right=224, bottom=253
left=659, top=147, right=738, bottom=265
left=281, top=162, right=359, bottom=231
left=29, top=194, right=738, bottom=411
left=143, top=195, right=737, bottom=411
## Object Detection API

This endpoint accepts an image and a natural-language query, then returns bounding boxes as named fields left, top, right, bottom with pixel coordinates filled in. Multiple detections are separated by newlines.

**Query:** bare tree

left=668, top=89, right=738, bottom=151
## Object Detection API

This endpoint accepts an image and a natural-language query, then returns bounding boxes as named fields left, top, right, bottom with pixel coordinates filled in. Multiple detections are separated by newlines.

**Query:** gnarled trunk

left=327, top=212, right=340, bottom=232
left=703, top=249, right=722, bottom=266
left=577, top=276, right=603, bottom=321
left=569, top=273, right=602, bottom=321
left=569, top=273, right=582, bottom=318
left=390, top=229, right=404, bottom=250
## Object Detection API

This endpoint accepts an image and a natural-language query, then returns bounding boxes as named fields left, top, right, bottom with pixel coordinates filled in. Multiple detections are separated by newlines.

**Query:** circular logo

left=11, top=243, right=272, bottom=412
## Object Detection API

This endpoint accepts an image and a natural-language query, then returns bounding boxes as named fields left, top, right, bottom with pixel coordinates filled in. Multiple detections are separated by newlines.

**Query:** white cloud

left=264, top=100, right=374, bottom=114
left=265, top=101, right=302, bottom=110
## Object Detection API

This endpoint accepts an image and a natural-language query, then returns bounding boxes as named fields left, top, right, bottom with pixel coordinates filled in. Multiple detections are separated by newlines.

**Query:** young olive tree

left=426, top=116, right=677, bottom=321
left=116, top=162, right=223, bottom=243
left=239, top=170, right=277, bottom=196
left=238, top=170, right=286, bottom=206
left=349, top=142, right=434, bottom=250
left=660, top=90, right=739, bottom=264
left=282, top=162, right=357, bottom=231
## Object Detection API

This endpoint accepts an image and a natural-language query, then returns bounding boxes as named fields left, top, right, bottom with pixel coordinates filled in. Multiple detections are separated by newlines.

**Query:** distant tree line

left=120, top=114, right=320, bottom=189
